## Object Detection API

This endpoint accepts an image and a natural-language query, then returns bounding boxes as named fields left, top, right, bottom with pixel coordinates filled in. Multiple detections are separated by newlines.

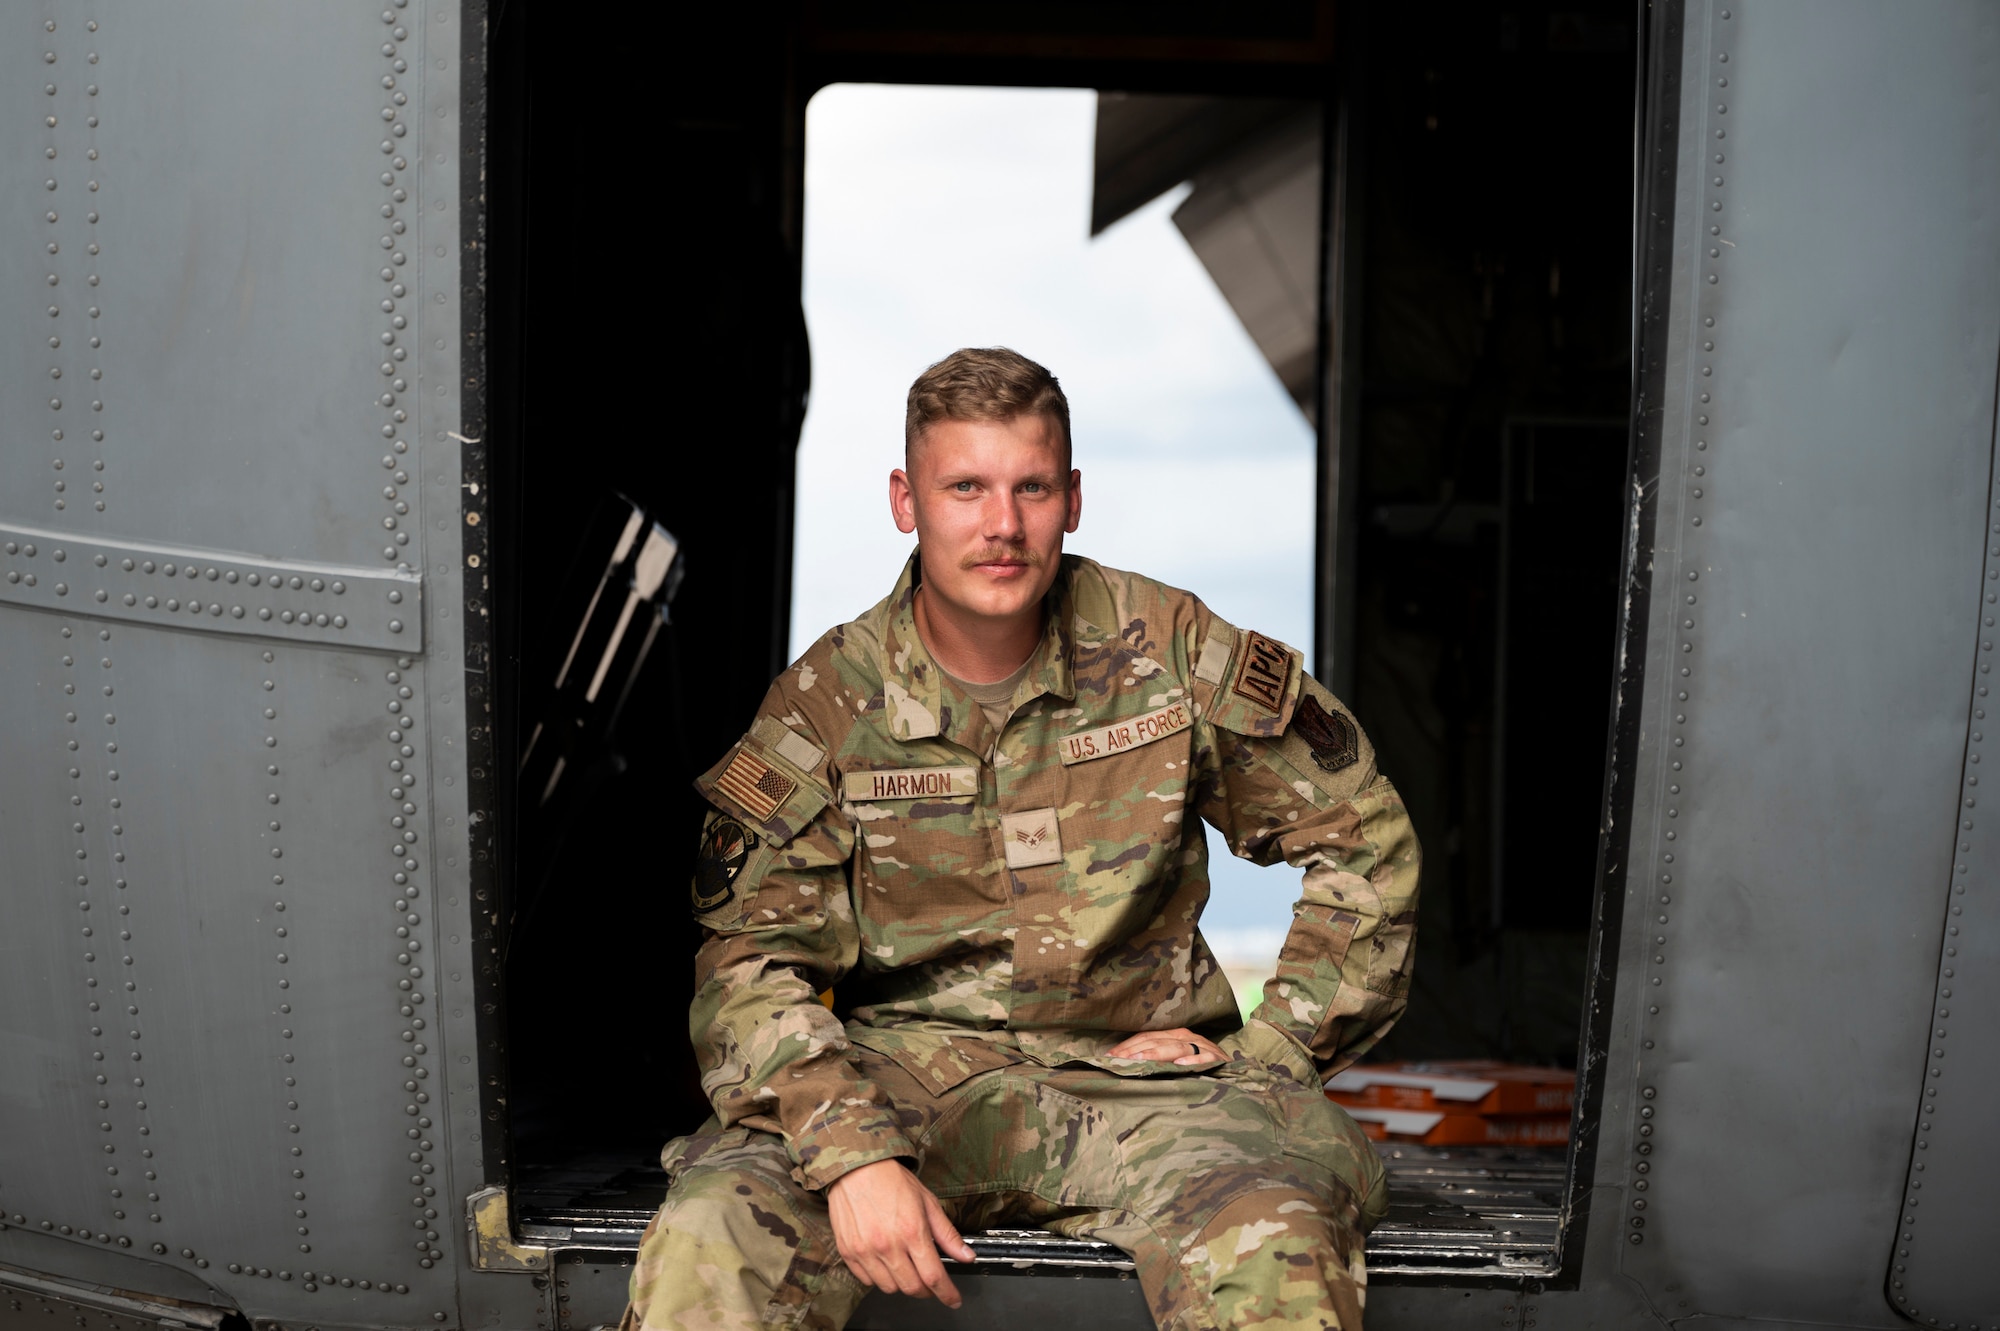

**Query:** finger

left=926, top=1262, right=964, bottom=1310
left=1109, top=1030, right=1178, bottom=1056
left=907, top=1234, right=963, bottom=1308
left=841, top=1248, right=882, bottom=1291
left=847, top=1246, right=904, bottom=1297
left=926, top=1192, right=976, bottom=1263
left=880, top=1246, right=935, bottom=1300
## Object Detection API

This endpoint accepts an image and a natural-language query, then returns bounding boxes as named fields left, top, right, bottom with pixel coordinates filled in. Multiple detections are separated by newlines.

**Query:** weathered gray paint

left=0, top=3, right=517, bottom=1329
left=0, top=523, right=423, bottom=652
left=1394, top=3, right=2000, bottom=1328
left=6, top=4, right=2000, bottom=1331
left=1610, top=2, right=2000, bottom=1324
left=1388, top=2, right=2000, bottom=1326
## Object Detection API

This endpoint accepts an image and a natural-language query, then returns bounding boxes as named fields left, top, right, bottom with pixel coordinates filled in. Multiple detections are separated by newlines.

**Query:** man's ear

left=1064, top=469, right=1082, bottom=535
left=889, top=468, right=918, bottom=535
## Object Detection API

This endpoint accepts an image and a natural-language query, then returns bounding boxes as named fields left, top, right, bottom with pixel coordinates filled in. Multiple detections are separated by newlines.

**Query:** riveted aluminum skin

left=0, top=4, right=513, bottom=1330
left=1384, top=4, right=2000, bottom=1329
left=1598, top=2, right=2000, bottom=1328
left=9, top=4, right=2000, bottom=1331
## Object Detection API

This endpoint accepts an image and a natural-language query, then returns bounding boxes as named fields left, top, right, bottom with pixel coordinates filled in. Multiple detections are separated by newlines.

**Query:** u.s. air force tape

left=841, top=766, right=979, bottom=802
left=1056, top=700, right=1193, bottom=765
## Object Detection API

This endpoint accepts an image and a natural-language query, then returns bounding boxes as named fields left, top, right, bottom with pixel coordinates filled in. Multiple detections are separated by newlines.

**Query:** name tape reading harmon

left=1058, top=701, right=1193, bottom=765
left=842, top=766, right=979, bottom=802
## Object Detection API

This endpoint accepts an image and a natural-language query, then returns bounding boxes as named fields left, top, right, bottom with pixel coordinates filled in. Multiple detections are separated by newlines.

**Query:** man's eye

left=1022, top=483, right=1044, bottom=494
left=953, top=482, right=974, bottom=493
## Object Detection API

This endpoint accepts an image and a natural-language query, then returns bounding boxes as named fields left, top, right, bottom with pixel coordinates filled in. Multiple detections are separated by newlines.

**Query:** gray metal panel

left=0, top=523, right=422, bottom=651
left=1903, top=691, right=2000, bottom=1290
left=0, top=4, right=424, bottom=571
left=0, top=1262, right=230, bottom=1331
left=0, top=4, right=525, bottom=1329
left=1607, top=1, right=2000, bottom=1325
left=1896, top=172, right=2000, bottom=1331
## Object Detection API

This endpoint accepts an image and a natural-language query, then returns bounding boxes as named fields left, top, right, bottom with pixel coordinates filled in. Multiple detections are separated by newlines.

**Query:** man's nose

left=984, top=492, right=1025, bottom=540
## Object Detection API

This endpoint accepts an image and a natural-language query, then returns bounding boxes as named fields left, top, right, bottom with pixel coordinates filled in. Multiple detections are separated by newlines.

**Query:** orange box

left=1340, top=1105, right=1571, bottom=1147
left=1326, top=1061, right=1574, bottom=1118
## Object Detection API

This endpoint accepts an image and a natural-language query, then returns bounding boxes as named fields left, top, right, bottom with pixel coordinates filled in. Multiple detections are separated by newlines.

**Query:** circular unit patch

left=692, top=815, right=759, bottom=912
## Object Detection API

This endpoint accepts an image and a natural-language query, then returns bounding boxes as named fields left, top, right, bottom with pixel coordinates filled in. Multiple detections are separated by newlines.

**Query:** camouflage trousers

left=624, top=1021, right=1386, bottom=1331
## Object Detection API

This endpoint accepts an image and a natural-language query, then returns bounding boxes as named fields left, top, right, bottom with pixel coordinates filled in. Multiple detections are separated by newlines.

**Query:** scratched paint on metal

left=1610, top=1, right=2000, bottom=1324
left=0, top=3, right=488, bottom=1327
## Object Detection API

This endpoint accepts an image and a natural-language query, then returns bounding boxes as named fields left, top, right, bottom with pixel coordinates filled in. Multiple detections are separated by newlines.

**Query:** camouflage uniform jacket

left=687, top=553, right=1421, bottom=1189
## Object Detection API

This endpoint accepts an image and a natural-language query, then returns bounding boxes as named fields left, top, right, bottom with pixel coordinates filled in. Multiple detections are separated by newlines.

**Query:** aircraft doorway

left=491, top=0, right=1639, bottom=1294
left=1340, top=8, right=1635, bottom=1069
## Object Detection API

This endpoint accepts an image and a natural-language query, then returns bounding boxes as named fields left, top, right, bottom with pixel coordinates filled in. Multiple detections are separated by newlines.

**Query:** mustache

left=960, top=546, right=1044, bottom=570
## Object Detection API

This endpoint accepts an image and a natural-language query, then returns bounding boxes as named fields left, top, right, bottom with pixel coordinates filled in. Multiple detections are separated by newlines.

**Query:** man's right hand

left=826, top=1158, right=975, bottom=1308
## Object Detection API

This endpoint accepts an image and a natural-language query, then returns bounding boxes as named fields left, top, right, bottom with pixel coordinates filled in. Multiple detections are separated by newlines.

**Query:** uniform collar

left=879, top=550, right=1079, bottom=751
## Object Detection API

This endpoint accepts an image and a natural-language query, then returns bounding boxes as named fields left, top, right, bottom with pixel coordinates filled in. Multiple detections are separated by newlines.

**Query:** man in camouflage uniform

left=626, top=348, right=1420, bottom=1330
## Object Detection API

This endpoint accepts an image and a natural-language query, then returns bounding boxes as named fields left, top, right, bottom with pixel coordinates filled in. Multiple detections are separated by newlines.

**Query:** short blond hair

left=904, top=347, right=1071, bottom=465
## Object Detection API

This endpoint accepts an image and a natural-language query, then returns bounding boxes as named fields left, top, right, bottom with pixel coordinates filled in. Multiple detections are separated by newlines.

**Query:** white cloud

left=793, top=83, right=1314, bottom=940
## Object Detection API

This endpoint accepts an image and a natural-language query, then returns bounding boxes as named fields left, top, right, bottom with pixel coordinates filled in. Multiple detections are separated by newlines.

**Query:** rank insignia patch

left=715, top=747, right=795, bottom=822
left=1000, top=806, right=1062, bottom=869
left=692, top=815, right=759, bottom=912
left=1293, top=695, right=1360, bottom=774
left=1233, top=631, right=1291, bottom=711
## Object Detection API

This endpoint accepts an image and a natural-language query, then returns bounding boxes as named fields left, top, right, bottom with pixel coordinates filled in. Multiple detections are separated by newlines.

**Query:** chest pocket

left=839, top=754, right=991, bottom=905
left=1044, top=695, right=1200, bottom=887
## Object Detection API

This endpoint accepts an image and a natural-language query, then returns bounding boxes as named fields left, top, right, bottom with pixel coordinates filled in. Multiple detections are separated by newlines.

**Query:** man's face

left=889, top=413, right=1082, bottom=630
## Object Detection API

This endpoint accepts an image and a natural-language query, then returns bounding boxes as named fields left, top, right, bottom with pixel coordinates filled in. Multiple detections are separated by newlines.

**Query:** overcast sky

left=792, top=84, right=1314, bottom=949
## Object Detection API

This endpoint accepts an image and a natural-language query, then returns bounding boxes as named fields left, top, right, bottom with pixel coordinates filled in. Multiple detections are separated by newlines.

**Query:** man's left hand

left=1106, top=1027, right=1227, bottom=1065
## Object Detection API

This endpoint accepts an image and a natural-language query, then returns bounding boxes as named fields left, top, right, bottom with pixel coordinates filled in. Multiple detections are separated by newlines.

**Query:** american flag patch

left=715, top=748, right=796, bottom=822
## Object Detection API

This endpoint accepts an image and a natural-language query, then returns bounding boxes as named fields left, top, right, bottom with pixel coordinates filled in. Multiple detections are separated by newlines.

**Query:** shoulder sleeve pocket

left=691, top=732, right=836, bottom=929
left=1197, top=621, right=1377, bottom=805
left=1196, top=618, right=1304, bottom=740
left=1274, top=677, right=1377, bottom=804
left=696, top=732, right=832, bottom=848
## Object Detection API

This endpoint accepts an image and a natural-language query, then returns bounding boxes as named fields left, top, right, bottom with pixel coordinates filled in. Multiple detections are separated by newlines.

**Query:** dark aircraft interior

left=483, top=0, right=1637, bottom=1272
